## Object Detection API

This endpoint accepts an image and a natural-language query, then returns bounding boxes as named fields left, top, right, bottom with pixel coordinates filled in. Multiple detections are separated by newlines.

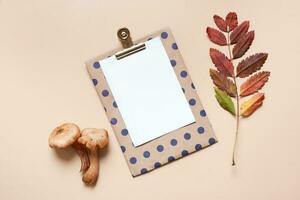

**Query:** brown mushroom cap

left=49, top=123, right=81, bottom=148
left=78, top=128, right=109, bottom=149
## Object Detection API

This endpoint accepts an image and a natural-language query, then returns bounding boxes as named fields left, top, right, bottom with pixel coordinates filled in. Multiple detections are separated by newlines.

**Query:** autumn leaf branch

left=226, top=30, right=240, bottom=166
left=207, top=12, right=270, bottom=165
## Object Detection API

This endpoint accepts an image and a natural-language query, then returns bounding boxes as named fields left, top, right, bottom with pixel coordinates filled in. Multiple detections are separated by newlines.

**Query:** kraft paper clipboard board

left=86, top=28, right=217, bottom=176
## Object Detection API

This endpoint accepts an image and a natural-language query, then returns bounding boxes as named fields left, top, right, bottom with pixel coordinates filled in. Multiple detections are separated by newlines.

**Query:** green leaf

left=214, top=87, right=236, bottom=115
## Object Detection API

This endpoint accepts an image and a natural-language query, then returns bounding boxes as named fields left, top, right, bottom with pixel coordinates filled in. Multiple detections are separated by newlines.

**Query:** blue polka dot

left=189, top=98, right=196, bottom=106
left=181, top=150, right=189, bottom=157
left=121, top=146, right=126, bottom=153
left=129, top=157, right=137, bottom=164
left=180, top=71, right=187, bottom=78
left=170, top=59, right=176, bottom=67
left=172, top=43, right=178, bottom=50
left=92, top=79, right=98, bottom=86
left=113, top=101, right=118, bottom=108
left=161, top=32, right=168, bottom=39
left=121, top=128, right=128, bottom=136
left=209, top=138, right=216, bottom=145
left=141, top=168, right=148, bottom=174
left=154, top=162, right=161, bottom=168
left=102, top=90, right=109, bottom=97
left=170, top=139, right=177, bottom=146
left=191, top=83, right=195, bottom=89
left=200, top=109, right=207, bottom=117
left=195, top=144, right=202, bottom=151
left=156, top=145, right=164, bottom=152
left=168, top=156, right=175, bottom=162
left=110, top=118, right=117, bottom=125
left=143, top=151, right=150, bottom=158
left=93, top=62, right=100, bottom=69
left=182, top=88, right=185, bottom=93
left=197, top=127, right=205, bottom=134
left=184, top=133, right=191, bottom=140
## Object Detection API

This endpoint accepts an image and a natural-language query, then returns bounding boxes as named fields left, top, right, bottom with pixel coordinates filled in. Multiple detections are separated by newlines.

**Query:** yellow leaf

left=240, top=93, right=265, bottom=117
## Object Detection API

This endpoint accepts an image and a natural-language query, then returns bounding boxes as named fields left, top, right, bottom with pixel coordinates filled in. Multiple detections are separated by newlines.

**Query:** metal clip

left=116, top=28, right=146, bottom=60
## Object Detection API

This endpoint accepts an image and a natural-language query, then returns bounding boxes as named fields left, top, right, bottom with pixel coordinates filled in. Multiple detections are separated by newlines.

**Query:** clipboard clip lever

left=116, top=28, right=146, bottom=60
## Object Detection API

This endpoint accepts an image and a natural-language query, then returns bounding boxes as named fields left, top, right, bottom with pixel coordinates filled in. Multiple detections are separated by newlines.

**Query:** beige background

left=0, top=0, right=299, bottom=199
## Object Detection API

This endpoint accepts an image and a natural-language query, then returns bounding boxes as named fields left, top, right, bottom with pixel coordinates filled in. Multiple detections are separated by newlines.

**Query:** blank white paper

left=101, top=37, right=195, bottom=146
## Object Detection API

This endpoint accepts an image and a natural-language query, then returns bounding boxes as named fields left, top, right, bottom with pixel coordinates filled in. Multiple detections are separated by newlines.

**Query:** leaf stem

left=227, top=32, right=240, bottom=166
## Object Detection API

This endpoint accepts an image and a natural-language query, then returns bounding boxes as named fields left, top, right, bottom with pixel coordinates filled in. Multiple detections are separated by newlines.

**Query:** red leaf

left=237, top=53, right=268, bottom=78
left=240, top=71, right=270, bottom=97
left=230, top=21, right=249, bottom=44
left=232, top=31, right=255, bottom=59
left=226, top=12, right=238, bottom=32
left=210, top=69, right=237, bottom=97
left=240, top=93, right=265, bottom=117
left=206, top=27, right=227, bottom=46
left=210, top=48, right=234, bottom=77
left=213, top=15, right=227, bottom=32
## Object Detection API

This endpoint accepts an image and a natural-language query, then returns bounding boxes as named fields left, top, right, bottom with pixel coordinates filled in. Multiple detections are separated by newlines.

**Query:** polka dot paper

left=86, top=28, right=217, bottom=177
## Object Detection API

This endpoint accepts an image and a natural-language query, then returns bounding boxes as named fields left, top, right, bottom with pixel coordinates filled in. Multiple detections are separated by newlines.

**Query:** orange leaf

left=209, top=69, right=237, bottom=97
left=206, top=27, right=227, bottom=46
left=240, top=93, right=265, bottom=117
left=237, top=53, right=268, bottom=78
left=213, top=15, right=227, bottom=32
left=226, top=12, right=238, bottom=31
left=232, top=31, right=255, bottom=59
left=210, top=48, right=234, bottom=77
left=240, top=71, right=270, bottom=97
left=230, top=21, right=249, bottom=44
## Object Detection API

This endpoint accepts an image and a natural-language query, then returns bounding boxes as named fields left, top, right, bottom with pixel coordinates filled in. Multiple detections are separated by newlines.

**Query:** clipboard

left=86, top=27, right=217, bottom=176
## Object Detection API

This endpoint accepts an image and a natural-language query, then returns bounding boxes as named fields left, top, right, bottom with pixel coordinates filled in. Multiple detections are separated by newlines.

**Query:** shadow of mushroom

left=53, top=147, right=76, bottom=161
left=99, top=144, right=109, bottom=158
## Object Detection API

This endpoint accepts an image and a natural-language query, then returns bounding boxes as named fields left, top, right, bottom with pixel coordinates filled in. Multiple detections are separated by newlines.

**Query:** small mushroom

left=78, top=128, right=109, bottom=185
left=49, top=123, right=90, bottom=172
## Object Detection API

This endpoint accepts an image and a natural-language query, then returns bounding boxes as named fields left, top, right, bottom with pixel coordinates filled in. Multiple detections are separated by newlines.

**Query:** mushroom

left=78, top=128, right=109, bottom=185
left=48, top=123, right=90, bottom=172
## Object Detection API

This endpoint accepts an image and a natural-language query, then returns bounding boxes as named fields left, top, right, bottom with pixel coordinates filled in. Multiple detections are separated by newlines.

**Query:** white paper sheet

left=101, top=37, right=195, bottom=146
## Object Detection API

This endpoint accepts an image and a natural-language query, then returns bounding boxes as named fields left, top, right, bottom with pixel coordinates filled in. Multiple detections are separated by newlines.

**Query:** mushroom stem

left=82, top=147, right=99, bottom=185
left=72, top=142, right=90, bottom=173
